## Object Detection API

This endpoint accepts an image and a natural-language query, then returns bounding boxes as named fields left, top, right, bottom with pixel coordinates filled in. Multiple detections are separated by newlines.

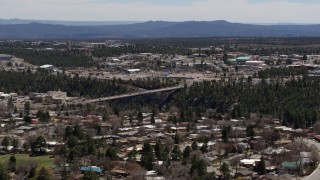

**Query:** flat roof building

left=236, top=56, right=251, bottom=62
left=39, top=64, right=54, bottom=69
left=126, top=69, right=141, bottom=74
left=0, top=54, right=12, bottom=61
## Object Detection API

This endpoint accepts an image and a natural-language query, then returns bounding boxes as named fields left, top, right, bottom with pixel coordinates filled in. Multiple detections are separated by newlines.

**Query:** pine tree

left=7, top=97, right=14, bottom=112
left=0, top=164, right=9, bottom=180
left=192, top=141, right=198, bottom=151
left=222, top=126, right=232, bottom=143
left=82, top=171, right=99, bottom=180
left=190, top=159, right=206, bottom=177
left=36, top=167, right=51, bottom=180
left=137, top=111, right=143, bottom=123
left=171, top=145, right=182, bottom=161
left=200, top=142, right=208, bottom=153
left=183, top=146, right=192, bottom=159
left=1, top=137, right=9, bottom=151
left=154, top=141, right=164, bottom=161
left=150, top=113, right=155, bottom=124
left=24, top=101, right=31, bottom=116
left=256, top=157, right=266, bottom=175
left=221, top=162, right=230, bottom=178
left=7, top=156, right=16, bottom=172
left=174, top=133, right=180, bottom=144
left=141, top=142, right=153, bottom=170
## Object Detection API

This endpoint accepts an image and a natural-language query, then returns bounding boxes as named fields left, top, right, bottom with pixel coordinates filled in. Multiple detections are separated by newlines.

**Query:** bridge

left=70, top=85, right=184, bottom=104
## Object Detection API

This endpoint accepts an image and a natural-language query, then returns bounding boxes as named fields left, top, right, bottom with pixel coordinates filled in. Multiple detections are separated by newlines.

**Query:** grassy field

left=0, top=154, right=54, bottom=168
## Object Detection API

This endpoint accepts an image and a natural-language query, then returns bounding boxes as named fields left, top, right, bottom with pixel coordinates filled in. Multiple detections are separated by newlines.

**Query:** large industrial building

left=0, top=54, right=12, bottom=61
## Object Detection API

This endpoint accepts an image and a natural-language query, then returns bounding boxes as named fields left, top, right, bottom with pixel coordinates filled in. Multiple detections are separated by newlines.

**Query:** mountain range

left=0, top=18, right=141, bottom=26
left=0, top=20, right=320, bottom=39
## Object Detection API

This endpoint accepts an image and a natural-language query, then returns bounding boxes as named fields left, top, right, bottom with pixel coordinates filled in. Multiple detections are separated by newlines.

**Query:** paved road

left=302, top=139, right=320, bottom=180
left=70, top=85, right=184, bottom=104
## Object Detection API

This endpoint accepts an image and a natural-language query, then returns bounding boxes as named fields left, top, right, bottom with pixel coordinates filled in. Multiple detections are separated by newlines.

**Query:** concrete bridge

left=70, top=85, right=184, bottom=104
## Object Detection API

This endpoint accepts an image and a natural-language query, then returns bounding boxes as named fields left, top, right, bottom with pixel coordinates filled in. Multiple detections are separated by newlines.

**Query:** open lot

left=0, top=154, right=54, bottom=168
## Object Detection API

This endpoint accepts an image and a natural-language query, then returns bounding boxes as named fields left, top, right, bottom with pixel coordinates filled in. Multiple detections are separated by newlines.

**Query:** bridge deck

left=69, top=85, right=184, bottom=104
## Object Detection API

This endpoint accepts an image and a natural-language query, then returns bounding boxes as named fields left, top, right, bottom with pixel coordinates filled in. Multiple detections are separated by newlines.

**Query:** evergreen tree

left=137, top=111, right=144, bottom=123
left=1, top=137, right=9, bottom=151
left=183, top=146, right=192, bottom=159
left=174, top=133, right=180, bottom=144
left=180, top=109, right=186, bottom=122
left=190, top=159, right=206, bottom=177
left=246, top=125, right=255, bottom=137
left=105, top=147, right=118, bottom=161
left=171, top=145, right=182, bottom=161
left=12, top=138, right=19, bottom=152
left=200, top=142, right=208, bottom=153
left=32, top=136, right=46, bottom=154
left=83, top=171, right=98, bottom=180
left=256, top=157, right=266, bottom=175
left=150, top=113, right=155, bottom=124
left=0, top=164, right=9, bottom=180
left=7, top=97, right=14, bottom=112
left=72, top=124, right=84, bottom=139
left=7, top=156, right=16, bottom=172
left=36, top=167, right=51, bottom=180
left=65, top=126, right=73, bottom=138
left=303, top=54, right=308, bottom=60
left=163, top=146, right=171, bottom=166
left=67, top=136, right=78, bottom=148
left=141, top=142, right=153, bottom=170
left=37, top=110, right=51, bottom=122
left=192, top=141, right=198, bottom=151
left=24, top=101, right=31, bottom=116
left=14, top=106, right=17, bottom=113
left=127, top=147, right=138, bottom=160
left=154, top=141, right=164, bottom=161
left=221, top=162, right=230, bottom=179
left=222, top=126, right=232, bottom=143
left=24, top=116, right=32, bottom=124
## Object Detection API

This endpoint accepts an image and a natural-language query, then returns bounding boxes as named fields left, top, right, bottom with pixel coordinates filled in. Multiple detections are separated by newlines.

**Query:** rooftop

left=40, top=64, right=54, bottom=69
left=80, top=166, right=102, bottom=173
left=281, top=161, right=298, bottom=168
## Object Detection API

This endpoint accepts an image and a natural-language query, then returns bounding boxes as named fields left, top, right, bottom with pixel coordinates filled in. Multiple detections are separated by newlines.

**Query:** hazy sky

left=1, top=0, right=320, bottom=23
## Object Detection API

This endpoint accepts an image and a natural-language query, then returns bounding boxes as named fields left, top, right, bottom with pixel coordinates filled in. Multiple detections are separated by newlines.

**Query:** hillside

left=1, top=20, right=320, bottom=39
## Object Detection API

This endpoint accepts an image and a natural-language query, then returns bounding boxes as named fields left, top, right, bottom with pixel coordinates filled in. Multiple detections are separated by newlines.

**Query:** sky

left=1, top=0, right=320, bottom=23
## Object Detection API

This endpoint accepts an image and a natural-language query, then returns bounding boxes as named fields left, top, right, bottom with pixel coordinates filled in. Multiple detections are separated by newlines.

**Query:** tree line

left=0, top=48, right=94, bottom=67
left=170, top=75, right=320, bottom=129
left=0, top=70, right=129, bottom=98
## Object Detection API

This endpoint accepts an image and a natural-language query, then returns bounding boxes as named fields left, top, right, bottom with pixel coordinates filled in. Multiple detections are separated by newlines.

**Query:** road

left=70, top=85, right=184, bottom=104
left=302, top=139, right=320, bottom=180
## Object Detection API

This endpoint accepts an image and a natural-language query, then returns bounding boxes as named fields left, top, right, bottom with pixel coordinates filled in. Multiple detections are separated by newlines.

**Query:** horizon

left=1, top=0, right=320, bottom=24
left=0, top=18, right=319, bottom=26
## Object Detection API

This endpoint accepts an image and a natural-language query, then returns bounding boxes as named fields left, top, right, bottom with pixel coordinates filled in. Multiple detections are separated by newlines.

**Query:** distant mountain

left=0, top=20, right=320, bottom=39
left=0, top=18, right=141, bottom=26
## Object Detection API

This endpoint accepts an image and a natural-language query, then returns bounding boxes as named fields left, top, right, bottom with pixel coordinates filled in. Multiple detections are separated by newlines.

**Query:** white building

left=245, top=61, right=266, bottom=67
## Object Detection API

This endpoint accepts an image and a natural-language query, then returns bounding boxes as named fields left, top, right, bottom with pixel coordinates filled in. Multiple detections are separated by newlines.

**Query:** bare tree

left=216, top=143, right=225, bottom=166
left=138, top=127, right=146, bottom=136
left=205, top=109, right=215, bottom=119
left=164, top=136, right=174, bottom=149
left=166, top=162, right=191, bottom=180
left=261, top=129, right=280, bottom=145
left=313, top=121, right=320, bottom=134
left=230, top=156, right=241, bottom=174
left=254, top=141, right=266, bottom=154
left=310, top=145, right=320, bottom=164
left=127, top=162, right=146, bottom=180
left=229, top=129, right=244, bottom=142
